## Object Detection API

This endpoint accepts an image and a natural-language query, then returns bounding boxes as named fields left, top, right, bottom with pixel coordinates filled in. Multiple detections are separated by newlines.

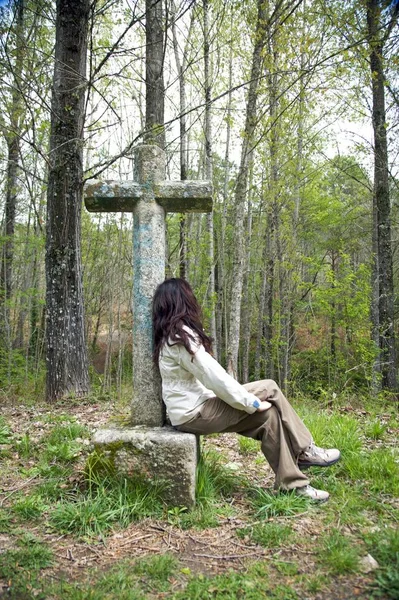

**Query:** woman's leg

left=243, top=380, right=312, bottom=455
left=176, top=396, right=310, bottom=490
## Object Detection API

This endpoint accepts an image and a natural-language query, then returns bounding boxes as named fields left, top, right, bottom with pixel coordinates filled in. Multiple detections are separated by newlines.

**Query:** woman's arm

left=178, top=341, right=270, bottom=413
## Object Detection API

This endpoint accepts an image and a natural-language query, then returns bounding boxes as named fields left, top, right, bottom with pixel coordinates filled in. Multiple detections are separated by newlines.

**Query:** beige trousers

left=176, top=379, right=311, bottom=490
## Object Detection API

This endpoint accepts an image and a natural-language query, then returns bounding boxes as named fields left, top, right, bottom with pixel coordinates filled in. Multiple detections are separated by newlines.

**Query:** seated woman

left=152, top=278, right=340, bottom=502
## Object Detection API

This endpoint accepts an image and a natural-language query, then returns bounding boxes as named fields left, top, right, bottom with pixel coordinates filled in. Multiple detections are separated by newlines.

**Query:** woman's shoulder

left=181, top=325, right=202, bottom=349
left=160, top=340, right=179, bottom=361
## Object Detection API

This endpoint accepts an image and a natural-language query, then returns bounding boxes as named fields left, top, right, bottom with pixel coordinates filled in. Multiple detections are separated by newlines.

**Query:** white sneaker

left=296, top=484, right=329, bottom=502
left=298, top=442, right=340, bottom=470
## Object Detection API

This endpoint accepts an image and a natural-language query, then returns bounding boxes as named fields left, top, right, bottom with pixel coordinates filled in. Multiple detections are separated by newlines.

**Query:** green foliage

left=364, top=528, right=399, bottom=599
left=303, top=572, right=331, bottom=594
left=238, top=436, right=260, bottom=455
left=33, top=461, right=74, bottom=481
left=365, top=419, right=387, bottom=440
left=318, top=530, right=360, bottom=574
left=237, top=522, right=294, bottom=548
left=251, top=488, right=309, bottom=518
left=0, top=347, right=45, bottom=401
left=13, top=494, right=49, bottom=520
left=132, top=554, right=179, bottom=591
left=49, top=473, right=164, bottom=538
left=47, top=562, right=144, bottom=600
left=289, top=156, right=375, bottom=392
left=0, top=508, right=13, bottom=533
left=37, top=422, right=90, bottom=464
left=166, top=449, right=244, bottom=530
left=17, top=432, right=33, bottom=457
left=36, top=477, right=74, bottom=501
left=0, top=415, right=12, bottom=443
left=43, top=440, right=82, bottom=463
left=0, top=533, right=53, bottom=580
left=44, top=422, right=90, bottom=443
left=317, top=479, right=372, bottom=526
left=196, top=449, right=243, bottom=503
left=172, top=563, right=299, bottom=599
left=298, top=408, right=362, bottom=454
left=339, top=449, right=399, bottom=495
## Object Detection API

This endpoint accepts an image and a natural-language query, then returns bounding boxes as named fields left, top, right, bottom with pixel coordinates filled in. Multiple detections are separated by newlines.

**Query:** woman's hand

left=256, top=400, right=272, bottom=411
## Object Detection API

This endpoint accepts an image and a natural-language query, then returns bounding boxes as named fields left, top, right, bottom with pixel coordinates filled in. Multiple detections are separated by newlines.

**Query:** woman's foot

left=295, top=484, right=329, bottom=502
left=298, top=442, right=340, bottom=469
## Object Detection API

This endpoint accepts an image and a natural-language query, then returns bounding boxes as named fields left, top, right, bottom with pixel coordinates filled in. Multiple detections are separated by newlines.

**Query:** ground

left=0, top=395, right=398, bottom=599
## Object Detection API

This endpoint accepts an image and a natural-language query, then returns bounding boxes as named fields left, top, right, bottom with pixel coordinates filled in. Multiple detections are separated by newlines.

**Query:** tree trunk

left=145, top=0, right=165, bottom=149
left=283, top=7, right=306, bottom=392
left=240, top=167, right=253, bottom=383
left=0, top=137, right=19, bottom=352
left=203, top=0, right=217, bottom=357
left=267, top=41, right=282, bottom=385
left=370, top=187, right=380, bottom=393
left=226, top=0, right=267, bottom=378
left=330, top=251, right=337, bottom=361
left=216, top=10, right=234, bottom=361
left=0, top=0, right=24, bottom=356
left=45, top=0, right=90, bottom=401
left=264, top=200, right=275, bottom=379
left=171, top=0, right=190, bottom=278
left=367, top=0, right=397, bottom=391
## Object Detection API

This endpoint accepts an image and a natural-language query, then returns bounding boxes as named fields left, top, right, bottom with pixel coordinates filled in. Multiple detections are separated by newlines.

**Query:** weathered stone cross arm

left=85, top=180, right=212, bottom=213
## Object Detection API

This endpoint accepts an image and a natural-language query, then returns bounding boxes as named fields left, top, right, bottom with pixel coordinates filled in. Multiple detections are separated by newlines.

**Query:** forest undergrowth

left=0, top=390, right=398, bottom=600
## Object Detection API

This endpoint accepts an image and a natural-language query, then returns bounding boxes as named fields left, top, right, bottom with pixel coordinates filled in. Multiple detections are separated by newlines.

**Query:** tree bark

left=45, top=0, right=90, bottom=401
left=0, top=0, right=24, bottom=353
left=240, top=163, right=254, bottom=383
left=226, top=0, right=267, bottom=378
left=367, top=0, right=397, bottom=391
left=216, top=9, right=234, bottom=361
left=171, top=0, right=194, bottom=278
left=203, top=0, right=217, bottom=357
left=145, top=0, right=165, bottom=149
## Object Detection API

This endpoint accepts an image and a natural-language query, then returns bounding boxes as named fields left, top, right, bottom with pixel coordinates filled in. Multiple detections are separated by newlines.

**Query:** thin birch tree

left=226, top=0, right=268, bottom=378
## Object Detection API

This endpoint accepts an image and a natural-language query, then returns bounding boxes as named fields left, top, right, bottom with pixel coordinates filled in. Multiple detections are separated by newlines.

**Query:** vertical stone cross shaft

left=85, top=145, right=213, bottom=426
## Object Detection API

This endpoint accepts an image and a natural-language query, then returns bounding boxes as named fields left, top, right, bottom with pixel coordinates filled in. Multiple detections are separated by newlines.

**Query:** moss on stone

left=85, top=442, right=125, bottom=480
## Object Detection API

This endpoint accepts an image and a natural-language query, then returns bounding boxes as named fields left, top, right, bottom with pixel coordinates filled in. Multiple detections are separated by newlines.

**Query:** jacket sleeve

left=177, top=338, right=259, bottom=414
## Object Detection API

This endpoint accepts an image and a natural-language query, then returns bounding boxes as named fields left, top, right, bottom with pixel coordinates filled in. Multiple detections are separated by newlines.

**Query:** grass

left=49, top=473, right=165, bottom=537
left=238, top=436, right=260, bottom=455
left=364, top=527, right=399, bottom=599
left=251, top=487, right=310, bottom=518
left=0, top=533, right=54, bottom=580
left=132, top=554, right=179, bottom=592
left=16, top=431, right=34, bottom=457
left=237, top=521, right=294, bottom=548
left=1, top=395, right=398, bottom=599
left=0, top=508, right=13, bottom=533
left=318, top=529, right=361, bottom=574
left=168, top=449, right=245, bottom=529
left=172, top=562, right=302, bottom=599
left=298, top=408, right=363, bottom=454
left=44, top=422, right=90, bottom=444
left=303, top=572, right=331, bottom=594
left=365, top=418, right=387, bottom=440
left=339, top=448, right=399, bottom=495
left=172, top=567, right=273, bottom=599
left=196, top=448, right=244, bottom=501
left=13, top=493, right=49, bottom=519
left=0, top=415, right=12, bottom=443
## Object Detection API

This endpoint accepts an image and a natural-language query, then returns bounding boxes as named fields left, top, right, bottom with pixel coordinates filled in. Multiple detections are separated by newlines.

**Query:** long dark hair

left=152, top=278, right=213, bottom=363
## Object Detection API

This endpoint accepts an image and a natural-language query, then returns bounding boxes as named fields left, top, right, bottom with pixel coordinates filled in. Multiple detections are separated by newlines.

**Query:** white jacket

left=158, top=328, right=260, bottom=426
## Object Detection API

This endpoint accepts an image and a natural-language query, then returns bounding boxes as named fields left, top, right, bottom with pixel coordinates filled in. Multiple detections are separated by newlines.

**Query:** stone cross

left=85, top=145, right=213, bottom=427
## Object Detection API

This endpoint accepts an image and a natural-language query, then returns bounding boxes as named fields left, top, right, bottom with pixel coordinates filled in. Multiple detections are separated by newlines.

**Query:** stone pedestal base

left=90, top=426, right=197, bottom=507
